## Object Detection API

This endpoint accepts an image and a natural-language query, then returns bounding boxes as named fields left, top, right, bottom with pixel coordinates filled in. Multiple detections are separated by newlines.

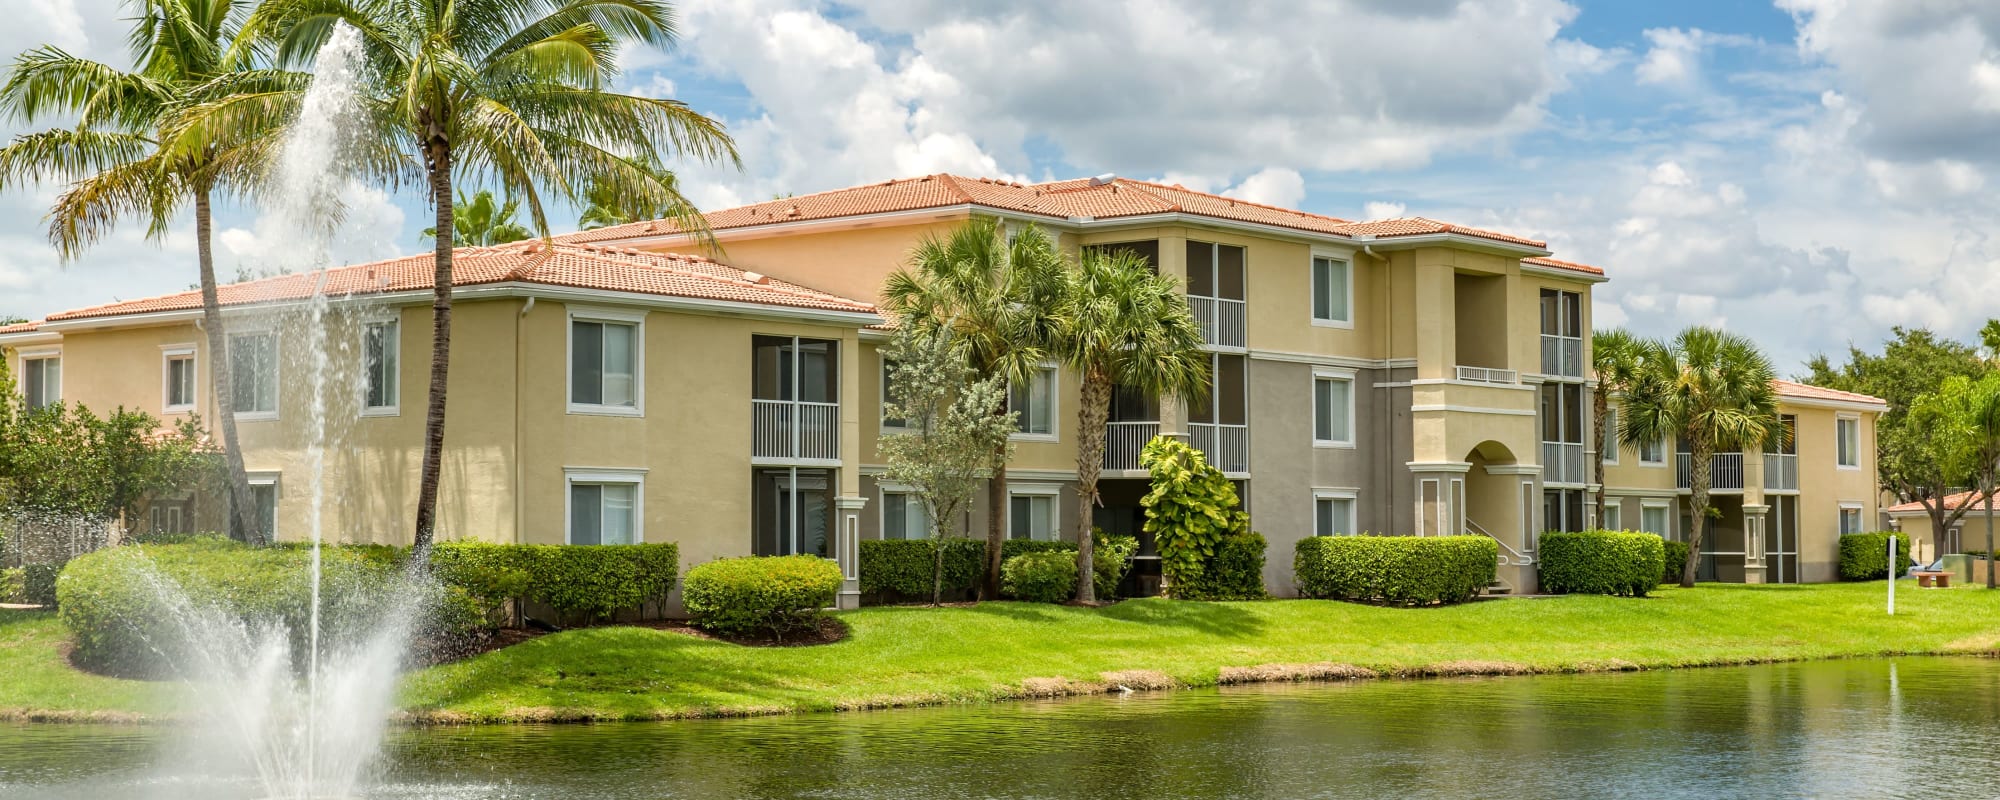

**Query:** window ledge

left=1310, top=318, right=1355, bottom=330
left=236, top=411, right=279, bottom=423
left=163, top=405, right=195, bottom=415
left=1010, top=432, right=1059, bottom=443
left=568, top=404, right=643, bottom=417
left=1638, top=461, right=1666, bottom=468
left=1313, top=440, right=1356, bottom=450
left=360, top=406, right=400, bottom=418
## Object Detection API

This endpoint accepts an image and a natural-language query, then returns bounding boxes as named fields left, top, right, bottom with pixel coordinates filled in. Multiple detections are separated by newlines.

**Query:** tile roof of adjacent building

left=18, top=242, right=876, bottom=327
left=559, top=174, right=1593, bottom=273
left=0, top=320, right=40, bottom=334
left=1886, top=490, right=1989, bottom=515
left=1771, top=379, right=1888, bottom=407
left=1522, top=256, right=1605, bottom=276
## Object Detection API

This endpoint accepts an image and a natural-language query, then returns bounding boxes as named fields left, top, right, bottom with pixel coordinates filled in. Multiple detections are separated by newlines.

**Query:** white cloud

left=1635, top=28, right=1703, bottom=85
left=1224, top=168, right=1305, bottom=209
left=1362, top=201, right=1408, bottom=221
left=1779, top=0, right=2000, bottom=164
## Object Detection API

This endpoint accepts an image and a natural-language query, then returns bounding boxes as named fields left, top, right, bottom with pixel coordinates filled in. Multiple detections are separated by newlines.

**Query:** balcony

left=1676, top=452, right=1745, bottom=491
left=1104, top=421, right=1160, bottom=471
left=753, top=399, right=839, bottom=462
left=1190, top=422, right=1249, bottom=474
left=1764, top=453, right=1799, bottom=492
left=1188, top=295, right=1246, bottom=349
left=1540, top=334, right=1582, bottom=377
left=1457, top=365, right=1518, bottom=385
left=1542, top=441, right=1586, bottom=485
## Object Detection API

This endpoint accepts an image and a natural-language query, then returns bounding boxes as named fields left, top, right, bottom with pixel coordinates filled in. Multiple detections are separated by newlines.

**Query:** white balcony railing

left=1764, top=453, right=1799, bottom=492
left=1104, top=421, right=1160, bottom=471
left=1676, top=452, right=1745, bottom=491
left=1542, top=441, right=1586, bottom=485
left=753, top=399, right=839, bottom=461
left=1188, top=295, right=1246, bottom=349
left=1540, top=335, right=1582, bottom=377
left=1456, top=365, right=1519, bottom=385
left=1190, top=422, right=1250, bottom=474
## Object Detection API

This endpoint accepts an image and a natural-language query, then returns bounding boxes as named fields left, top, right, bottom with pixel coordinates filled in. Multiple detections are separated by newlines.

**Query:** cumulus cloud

left=1224, top=168, right=1305, bottom=209
left=1779, top=0, right=2000, bottom=164
left=1362, top=201, right=1408, bottom=221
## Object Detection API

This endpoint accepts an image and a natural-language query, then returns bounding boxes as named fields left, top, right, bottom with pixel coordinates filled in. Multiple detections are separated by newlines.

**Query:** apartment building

left=1, top=173, right=1885, bottom=597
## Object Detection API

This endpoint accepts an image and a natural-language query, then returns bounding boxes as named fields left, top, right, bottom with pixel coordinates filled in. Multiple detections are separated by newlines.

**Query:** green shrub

left=1092, top=533, right=1138, bottom=600
left=1661, top=540, right=1691, bottom=583
left=1294, top=535, right=1496, bottom=606
left=1538, top=530, right=1665, bottom=597
left=1170, top=532, right=1266, bottom=600
left=428, top=541, right=678, bottom=625
left=0, top=567, right=21, bottom=603
left=858, top=538, right=1085, bottom=602
left=21, top=563, right=58, bottom=606
left=1140, top=437, right=1250, bottom=590
left=1002, top=550, right=1077, bottom=603
left=1839, top=532, right=1913, bottom=580
left=683, top=555, right=841, bottom=639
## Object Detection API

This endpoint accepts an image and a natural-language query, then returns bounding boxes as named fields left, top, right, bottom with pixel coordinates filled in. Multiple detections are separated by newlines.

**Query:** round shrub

left=683, top=555, right=841, bottom=639
left=1002, top=550, right=1077, bottom=603
left=1839, top=532, right=1913, bottom=580
left=1294, top=535, right=1497, bottom=606
left=1661, top=540, right=1691, bottom=583
left=1538, top=530, right=1665, bottom=597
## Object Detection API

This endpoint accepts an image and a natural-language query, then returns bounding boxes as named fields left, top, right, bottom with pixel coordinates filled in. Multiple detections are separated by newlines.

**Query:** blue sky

left=5, top=0, right=2000, bottom=374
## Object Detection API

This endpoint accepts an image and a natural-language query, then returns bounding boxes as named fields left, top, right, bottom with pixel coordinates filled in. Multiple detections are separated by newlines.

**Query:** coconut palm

left=880, top=219, right=1066, bottom=598
left=1620, top=326, right=1782, bottom=587
left=227, top=0, right=738, bottom=551
left=1049, top=247, right=1209, bottom=602
left=1909, top=374, right=2000, bottom=587
left=578, top=163, right=699, bottom=231
left=1591, top=328, right=1645, bottom=519
left=422, top=189, right=530, bottom=246
left=0, top=0, right=300, bottom=544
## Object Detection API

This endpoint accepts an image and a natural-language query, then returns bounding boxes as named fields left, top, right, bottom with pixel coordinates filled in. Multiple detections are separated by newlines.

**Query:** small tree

left=1139, top=436, right=1247, bottom=596
left=1591, top=328, right=1645, bottom=514
left=1910, top=374, right=2000, bottom=585
left=876, top=326, right=1018, bottom=605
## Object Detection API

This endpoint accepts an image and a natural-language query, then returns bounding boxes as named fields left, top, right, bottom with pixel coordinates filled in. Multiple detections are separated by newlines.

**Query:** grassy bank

left=7, top=581, right=2000, bottom=724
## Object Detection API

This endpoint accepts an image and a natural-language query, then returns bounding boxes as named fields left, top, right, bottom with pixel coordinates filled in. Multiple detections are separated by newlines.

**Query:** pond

left=4, top=657, right=1999, bottom=799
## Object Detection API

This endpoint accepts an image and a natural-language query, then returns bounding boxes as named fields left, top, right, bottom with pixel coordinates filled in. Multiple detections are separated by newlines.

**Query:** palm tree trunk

left=195, top=186, right=265, bottom=546
left=1682, top=438, right=1710, bottom=588
left=1986, top=484, right=1994, bottom=588
left=1591, top=388, right=1609, bottom=523
left=932, top=537, right=945, bottom=606
left=1073, top=370, right=1111, bottom=602
left=986, top=439, right=1007, bottom=600
left=412, top=137, right=454, bottom=558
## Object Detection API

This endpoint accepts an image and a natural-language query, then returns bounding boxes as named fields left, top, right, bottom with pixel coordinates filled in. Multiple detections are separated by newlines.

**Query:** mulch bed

left=629, top=616, right=849, bottom=647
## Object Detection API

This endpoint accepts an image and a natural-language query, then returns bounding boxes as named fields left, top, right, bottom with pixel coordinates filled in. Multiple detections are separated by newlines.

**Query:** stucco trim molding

left=1407, top=461, right=1473, bottom=474
left=1408, top=404, right=1538, bottom=417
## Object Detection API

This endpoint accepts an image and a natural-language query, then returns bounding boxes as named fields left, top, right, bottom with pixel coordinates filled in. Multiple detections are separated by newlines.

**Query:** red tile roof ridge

left=563, top=244, right=873, bottom=310
left=1886, top=490, right=1988, bottom=514
left=1521, top=256, right=1606, bottom=276
left=1111, top=177, right=1352, bottom=225
left=0, top=320, right=41, bottom=334
left=1770, top=379, right=1887, bottom=405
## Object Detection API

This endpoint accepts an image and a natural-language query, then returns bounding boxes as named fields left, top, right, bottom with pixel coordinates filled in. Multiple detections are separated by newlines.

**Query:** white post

left=1887, top=534, right=1896, bottom=616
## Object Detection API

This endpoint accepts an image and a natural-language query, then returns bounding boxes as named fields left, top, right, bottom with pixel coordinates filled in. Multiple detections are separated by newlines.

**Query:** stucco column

left=834, top=495, right=867, bottom=609
left=1742, top=503, right=1768, bottom=584
left=1412, top=261, right=1457, bottom=380
left=1159, top=393, right=1188, bottom=437
left=1742, top=447, right=1766, bottom=507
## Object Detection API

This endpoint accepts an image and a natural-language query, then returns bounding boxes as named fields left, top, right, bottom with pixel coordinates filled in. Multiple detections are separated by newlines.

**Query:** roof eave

left=1521, top=262, right=1609, bottom=284
left=1775, top=395, right=1889, bottom=414
left=1352, top=232, right=1552, bottom=258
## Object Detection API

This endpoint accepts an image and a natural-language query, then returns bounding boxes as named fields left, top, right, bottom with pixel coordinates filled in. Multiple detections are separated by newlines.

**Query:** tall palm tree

left=1620, top=326, right=1782, bottom=587
left=1591, top=328, right=1645, bottom=519
left=1909, top=374, right=2000, bottom=586
left=578, top=163, right=699, bottom=230
left=1049, top=247, right=1209, bottom=602
left=0, top=0, right=293, bottom=544
left=880, top=219, right=1066, bottom=598
left=229, top=0, right=738, bottom=552
left=422, top=189, right=530, bottom=246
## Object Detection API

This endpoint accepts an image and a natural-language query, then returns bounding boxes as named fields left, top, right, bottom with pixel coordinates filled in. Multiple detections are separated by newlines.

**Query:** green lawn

left=8, top=582, right=2000, bottom=724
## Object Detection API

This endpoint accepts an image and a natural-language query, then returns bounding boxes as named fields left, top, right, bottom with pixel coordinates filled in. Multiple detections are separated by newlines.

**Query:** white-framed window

left=1640, top=500, right=1671, bottom=538
left=568, top=307, right=644, bottom=415
left=880, top=485, right=930, bottom=540
left=362, top=318, right=399, bottom=415
left=229, top=332, right=278, bottom=418
left=1601, top=405, right=1619, bottom=465
left=1008, top=484, right=1061, bottom=541
left=565, top=468, right=645, bottom=545
left=161, top=345, right=197, bottom=413
left=1313, top=489, right=1358, bottom=536
left=149, top=504, right=185, bottom=535
left=19, top=348, right=60, bottom=411
left=1310, top=254, right=1352, bottom=327
left=1839, top=502, right=1865, bottom=535
left=1638, top=435, right=1666, bottom=466
left=247, top=474, right=279, bottom=541
left=1602, top=499, right=1623, bottom=531
left=1836, top=415, right=1860, bottom=469
left=1009, top=364, right=1057, bottom=438
left=1312, top=368, right=1355, bottom=447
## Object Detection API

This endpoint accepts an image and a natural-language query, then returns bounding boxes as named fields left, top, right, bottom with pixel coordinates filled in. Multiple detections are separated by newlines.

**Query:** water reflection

left=5, top=657, right=2000, bottom=799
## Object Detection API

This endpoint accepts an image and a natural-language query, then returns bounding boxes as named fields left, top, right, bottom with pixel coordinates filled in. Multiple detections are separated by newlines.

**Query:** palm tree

left=1620, top=326, right=1782, bottom=587
left=1591, top=328, right=1645, bottom=520
left=0, top=0, right=295, bottom=545
left=1049, top=247, right=1209, bottom=602
left=880, top=219, right=1066, bottom=598
left=229, top=0, right=738, bottom=552
left=1909, top=374, right=2000, bottom=586
left=578, top=163, right=699, bottom=231
left=422, top=189, right=530, bottom=246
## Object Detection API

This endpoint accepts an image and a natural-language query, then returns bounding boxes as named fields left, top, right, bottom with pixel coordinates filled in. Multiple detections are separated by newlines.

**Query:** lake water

left=4, top=657, right=1998, bottom=799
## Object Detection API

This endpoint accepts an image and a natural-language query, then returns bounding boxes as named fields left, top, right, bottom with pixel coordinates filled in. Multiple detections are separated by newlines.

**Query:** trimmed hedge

left=1169, top=531, right=1267, bottom=600
left=1294, top=535, right=1496, bottom=606
left=21, top=563, right=58, bottom=606
left=857, top=538, right=1085, bottom=601
left=682, top=555, right=841, bottom=639
left=1001, top=551, right=1077, bottom=603
left=1839, top=532, right=1913, bottom=581
left=1662, top=540, right=1691, bottom=583
left=1539, top=530, right=1665, bottom=597
left=0, top=567, right=20, bottom=604
left=428, top=541, right=679, bottom=625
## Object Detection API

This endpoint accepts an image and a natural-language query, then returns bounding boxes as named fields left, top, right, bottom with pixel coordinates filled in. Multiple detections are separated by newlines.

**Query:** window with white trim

left=247, top=476, right=279, bottom=540
left=362, top=319, right=399, bottom=413
left=1601, top=406, right=1619, bottom=465
left=1839, top=503, right=1864, bottom=535
left=1008, top=486, right=1060, bottom=541
left=163, top=347, right=197, bottom=413
left=1836, top=416, right=1860, bottom=468
left=1638, top=436, right=1666, bottom=466
left=1009, top=365, right=1057, bottom=437
left=19, top=351, right=59, bottom=411
left=1311, top=255, right=1351, bottom=325
left=569, top=311, right=642, bottom=413
left=1313, top=490, right=1357, bottom=536
left=567, top=470, right=644, bottom=545
left=1313, top=371, right=1354, bottom=446
left=881, top=488, right=930, bottom=540
left=1640, top=501, right=1670, bottom=538
left=229, top=333, right=278, bottom=416
left=1602, top=500, right=1622, bottom=531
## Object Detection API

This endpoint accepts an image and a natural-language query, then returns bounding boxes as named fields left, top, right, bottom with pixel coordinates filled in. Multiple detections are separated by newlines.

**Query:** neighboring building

left=1887, top=491, right=2000, bottom=564
left=0, top=173, right=1888, bottom=596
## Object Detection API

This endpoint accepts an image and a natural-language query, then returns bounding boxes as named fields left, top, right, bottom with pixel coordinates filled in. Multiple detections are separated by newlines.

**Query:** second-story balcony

left=752, top=334, right=840, bottom=463
left=1457, top=365, right=1519, bottom=385
left=1104, top=421, right=1159, bottom=471
left=1542, top=441, right=1586, bottom=485
left=753, top=399, right=839, bottom=461
left=1764, top=452, right=1799, bottom=492
left=1188, top=295, right=1246, bottom=349
left=1676, top=452, right=1745, bottom=491
left=1541, top=334, right=1582, bottom=377
left=1190, top=422, right=1249, bottom=474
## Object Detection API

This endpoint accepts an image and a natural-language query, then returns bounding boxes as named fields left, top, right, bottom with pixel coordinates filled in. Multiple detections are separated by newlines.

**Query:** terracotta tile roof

left=558, top=174, right=1550, bottom=251
left=1772, top=379, right=1887, bottom=407
left=1887, top=490, right=1989, bottom=515
left=34, top=242, right=875, bottom=324
left=1521, top=256, right=1605, bottom=277
left=0, top=320, right=41, bottom=334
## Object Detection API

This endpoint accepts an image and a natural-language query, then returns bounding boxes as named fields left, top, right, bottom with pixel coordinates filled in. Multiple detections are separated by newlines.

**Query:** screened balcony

left=751, top=335, right=839, bottom=462
left=1186, top=240, right=1246, bottom=349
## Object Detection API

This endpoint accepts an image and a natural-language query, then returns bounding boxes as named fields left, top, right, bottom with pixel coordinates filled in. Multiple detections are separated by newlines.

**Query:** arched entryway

left=1464, top=440, right=1539, bottom=591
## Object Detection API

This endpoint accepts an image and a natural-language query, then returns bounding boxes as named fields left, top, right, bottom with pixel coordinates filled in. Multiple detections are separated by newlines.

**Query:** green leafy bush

left=427, top=541, right=678, bottom=625
left=1002, top=550, right=1078, bottom=603
left=1661, top=540, right=1691, bottom=583
left=858, top=538, right=1085, bottom=601
left=1838, top=532, right=1913, bottom=581
left=1171, top=532, right=1266, bottom=600
left=1092, top=532, right=1139, bottom=600
left=0, top=567, right=20, bottom=604
left=1294, top=535, right=1497, bottom=606
left=21, top=563, right=58, bottom=606
left=682, top=555, right=841, bottom=639
left=1538, top=530, right=1664, bottom=597
left=1140, top=437, right=1250, bottom=590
